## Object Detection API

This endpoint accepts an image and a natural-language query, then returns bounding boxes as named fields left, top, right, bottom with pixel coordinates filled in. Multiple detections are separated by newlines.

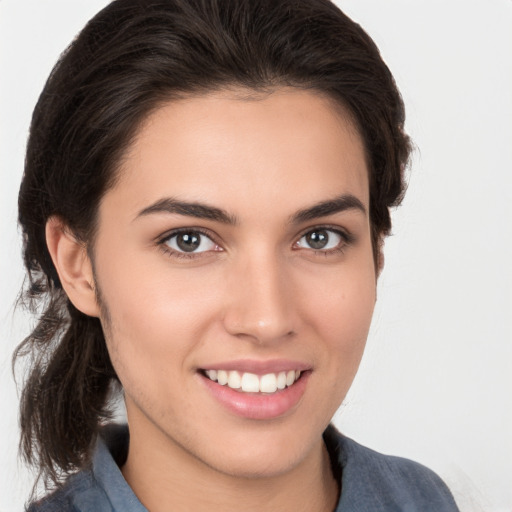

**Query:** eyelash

left=157, top=227, right=220, bottom=260
left=295, top=225, right=355, bottom=257
left=157, top=225, right=354, bottom=260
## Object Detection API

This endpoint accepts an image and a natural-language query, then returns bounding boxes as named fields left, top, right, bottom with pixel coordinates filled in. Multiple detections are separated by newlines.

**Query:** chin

left=203, top=442, right=311, bottom=480
left=184, top=418, right=326, bottom=480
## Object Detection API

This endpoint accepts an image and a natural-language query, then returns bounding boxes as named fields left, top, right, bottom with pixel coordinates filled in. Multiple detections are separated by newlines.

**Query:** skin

left=47, top=88, right=377, bottom=512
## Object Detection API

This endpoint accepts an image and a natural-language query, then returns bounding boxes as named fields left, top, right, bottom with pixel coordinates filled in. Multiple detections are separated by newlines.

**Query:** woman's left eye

left=295, top=228, right=347, bottom=252
left=162, top=230, right=218, bottom=254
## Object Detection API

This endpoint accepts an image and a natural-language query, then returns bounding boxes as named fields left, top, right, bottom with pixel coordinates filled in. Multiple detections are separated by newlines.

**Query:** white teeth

left=227, top=370, right=241, bottom=389
left=260, top=373, right=277, bottom=393
left=276, top=371, right=287, bottom=390
left=204, top=369, right=302, bottom=393
left=241, top=372, right=260, bottom=392
left=217, top=370, right=228, bottom=385
left=205, top=369, right=217, bottom=381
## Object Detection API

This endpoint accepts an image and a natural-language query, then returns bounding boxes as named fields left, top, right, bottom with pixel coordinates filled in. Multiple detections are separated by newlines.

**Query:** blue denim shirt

left=28, top=424, right=459, bottom=511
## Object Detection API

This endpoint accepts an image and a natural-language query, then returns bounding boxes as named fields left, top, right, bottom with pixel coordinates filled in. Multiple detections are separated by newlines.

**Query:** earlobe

left=45, top=216, right=100, bottom=317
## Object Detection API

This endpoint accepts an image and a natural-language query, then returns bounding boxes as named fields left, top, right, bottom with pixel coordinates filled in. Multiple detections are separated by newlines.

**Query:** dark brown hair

left=15, top=0, right=411, bottom=492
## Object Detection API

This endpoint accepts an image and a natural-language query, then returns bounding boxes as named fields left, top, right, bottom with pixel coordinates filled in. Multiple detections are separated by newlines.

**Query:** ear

left=45, top=216, right=100, bottom=317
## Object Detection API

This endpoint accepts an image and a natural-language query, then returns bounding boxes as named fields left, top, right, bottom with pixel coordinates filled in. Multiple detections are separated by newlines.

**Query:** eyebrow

left=136, top=197, right=238, bottom=225
left=290, top=194, right=366, bottom=224
left=135, top=193, right=366, bottom=225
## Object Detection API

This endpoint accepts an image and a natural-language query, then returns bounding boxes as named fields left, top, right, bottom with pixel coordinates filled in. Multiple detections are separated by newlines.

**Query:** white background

left=1, top=1, right=511, bottom=511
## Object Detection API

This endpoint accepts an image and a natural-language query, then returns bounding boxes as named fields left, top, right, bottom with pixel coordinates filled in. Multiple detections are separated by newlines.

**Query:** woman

left=15, top=0, right=460, bottom=510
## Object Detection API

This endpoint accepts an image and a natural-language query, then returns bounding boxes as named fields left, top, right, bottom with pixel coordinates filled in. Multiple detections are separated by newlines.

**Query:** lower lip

left=200, top=372, right=310, bottom=420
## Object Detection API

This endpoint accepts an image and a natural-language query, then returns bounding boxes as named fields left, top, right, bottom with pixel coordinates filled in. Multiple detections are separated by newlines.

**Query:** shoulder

left=26, top=469, right=111, bottom=512
left=325, top=426, right=460, bottom=511
left=27, top=424, right=141, bottom=512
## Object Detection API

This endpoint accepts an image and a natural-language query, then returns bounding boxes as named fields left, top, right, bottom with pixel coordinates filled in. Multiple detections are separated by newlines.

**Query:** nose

left=222, top=252, right=297, bottom=344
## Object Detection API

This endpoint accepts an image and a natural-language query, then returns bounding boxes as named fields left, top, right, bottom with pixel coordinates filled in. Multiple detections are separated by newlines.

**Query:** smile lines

left=204, top=369, right=301, bottom=394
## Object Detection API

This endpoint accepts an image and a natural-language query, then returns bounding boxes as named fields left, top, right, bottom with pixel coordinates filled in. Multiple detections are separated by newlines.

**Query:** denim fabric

left=323, top=427, right=459, bottom=512
left=28, top=424, right=459, bottom=512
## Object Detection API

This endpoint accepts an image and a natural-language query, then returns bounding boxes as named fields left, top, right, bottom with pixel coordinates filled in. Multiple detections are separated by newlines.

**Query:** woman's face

left=92, top=88, right=376, bottom=478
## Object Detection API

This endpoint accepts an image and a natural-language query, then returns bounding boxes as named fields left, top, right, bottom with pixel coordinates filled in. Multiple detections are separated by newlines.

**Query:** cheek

left=302, top=260, right=376, bottom=360
left=97, top=266, right=215, bottom=416
left=96, top=249, right=221, bottom=362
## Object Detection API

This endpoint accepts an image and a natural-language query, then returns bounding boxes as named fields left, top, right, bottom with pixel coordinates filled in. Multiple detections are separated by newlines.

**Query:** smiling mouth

left=201, top=369, right=302, bottom=394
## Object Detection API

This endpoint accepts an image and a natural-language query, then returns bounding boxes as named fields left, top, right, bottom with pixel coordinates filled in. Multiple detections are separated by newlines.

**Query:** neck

left=122, top=419, right=339, bottom=512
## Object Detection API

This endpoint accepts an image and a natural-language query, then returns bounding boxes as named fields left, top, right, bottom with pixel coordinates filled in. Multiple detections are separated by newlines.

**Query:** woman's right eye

left=161, top=230, right=219, bottom=255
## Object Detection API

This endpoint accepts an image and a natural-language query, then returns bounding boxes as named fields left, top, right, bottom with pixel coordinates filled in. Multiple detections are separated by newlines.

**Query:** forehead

left=104, top=88, right=369, bottom=220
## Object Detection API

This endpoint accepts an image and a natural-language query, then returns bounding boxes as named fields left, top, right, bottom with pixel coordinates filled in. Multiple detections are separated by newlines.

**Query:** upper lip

left=199, top=359, right=312, bottom=374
